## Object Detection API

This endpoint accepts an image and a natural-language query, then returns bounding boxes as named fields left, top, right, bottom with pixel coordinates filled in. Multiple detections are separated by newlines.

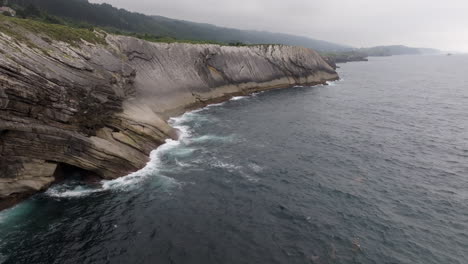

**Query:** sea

left=1, top=54, right=467, bottom=264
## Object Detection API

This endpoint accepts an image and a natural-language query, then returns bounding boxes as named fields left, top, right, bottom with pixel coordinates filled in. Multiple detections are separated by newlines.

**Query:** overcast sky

left=90, top=0, right=468, bottom=52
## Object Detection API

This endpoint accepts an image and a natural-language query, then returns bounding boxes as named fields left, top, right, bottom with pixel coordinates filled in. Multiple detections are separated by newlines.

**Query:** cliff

left=0, top=17, right=338, bottom=208
left=322, top=52, right=368, bottom=68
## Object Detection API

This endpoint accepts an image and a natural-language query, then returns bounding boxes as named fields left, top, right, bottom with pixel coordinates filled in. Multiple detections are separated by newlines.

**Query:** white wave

left=169, top=111, right=209, bottom=130
left=91, top=110, right=207, bottom=194
left=230, top=96, right=248, bottom=101
left=42, top=99, right=234, bottom=198
left=207, top=159, right=260, bottom=182
left=326, top=78, right=344, bottom=86
left=239, top=171, right=260, bottom=182
left=248, top=163, right=264, bottom=173
left=168, top=147, right=196, bottom=157
left=101, top=139, right=181, bottom=191
left=211, top=160, right=241, bottom=171
left=175, top=159, right=193, bottom=168
left=251, top=91, right=265, bottom=96
left=202, top=102, right=226, bottom=109
left=46, top=185, right=101, bottom=198
left=94, top=109, right=204, bottom=193
left=172, top=111, right=217, bottom=126
left=46, top=132, right=187, bottom=198
left=169, top=115, right=193, bottom=133
left=188, top=134, right=235, bottom=144
left=170, top=110, right=197, bottom=124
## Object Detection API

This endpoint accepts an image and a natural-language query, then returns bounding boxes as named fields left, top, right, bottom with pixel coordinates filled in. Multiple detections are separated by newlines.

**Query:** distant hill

left=323, top=45, right=441, bottom=65
left=150, top=15, right=352, bottom=52
left=6, top=1, right=439, bottom=55
left=8, top=0, right=351, bottom=52
left=358, top=45, right=440, bottom=57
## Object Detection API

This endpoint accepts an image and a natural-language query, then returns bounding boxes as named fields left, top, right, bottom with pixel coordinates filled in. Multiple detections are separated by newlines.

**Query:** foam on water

left=248, top=163, right=264, bottom=173
left=4, top=55, right=468, bottom=264
left=46, top=184, right=102, bottom=198
left=102, top=103, right=233, bottom=184
left=326, top=78, right=344, bottom=86
left=239, top=171, right=259, bottom=182
left=176, top=111, right=218, bottom=126
left=100, top=139, right=182, bottom=191
left=45, top=117, right=195, bottom=198
left=45, top=102, right=233, bottom=198
left=230, top=96, right=248, bottom=101
left=169, top=109, right=209, bottom=128
left=167, top=147, right=196, bottom=158
left=211, top=160, right=242, bottom=171
left=202, top=102, right=226, bottom=109
left=46, top=138, right=183, bottom=198
left=188, top=134, right=235, bottom=144
left=250, top=91, right=265, bottom=97
left=174, top=159, right=193, bottom=168
left=1, top=92, right=250, bottom=263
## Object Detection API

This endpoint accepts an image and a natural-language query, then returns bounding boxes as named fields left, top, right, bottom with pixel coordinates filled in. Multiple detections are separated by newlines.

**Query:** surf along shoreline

left=1, top=78, right=339, bottom=212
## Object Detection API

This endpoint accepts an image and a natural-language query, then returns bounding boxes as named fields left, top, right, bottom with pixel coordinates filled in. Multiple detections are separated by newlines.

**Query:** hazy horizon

left=89, top=0, right=468, bottom=52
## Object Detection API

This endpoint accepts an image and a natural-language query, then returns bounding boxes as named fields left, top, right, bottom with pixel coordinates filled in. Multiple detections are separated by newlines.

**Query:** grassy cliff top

left=0, top=15, right=107, bottom=46
left=0, top=14, right=284, bottom=49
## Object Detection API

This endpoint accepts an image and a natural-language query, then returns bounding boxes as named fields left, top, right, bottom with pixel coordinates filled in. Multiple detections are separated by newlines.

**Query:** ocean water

left=1, top=55, right=468, bottom=264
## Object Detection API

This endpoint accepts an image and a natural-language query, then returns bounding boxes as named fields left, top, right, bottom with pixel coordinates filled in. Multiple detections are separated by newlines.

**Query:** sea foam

left=230, top=96, right=248, bottom=101
left=45, top=93, right=244, bottom=198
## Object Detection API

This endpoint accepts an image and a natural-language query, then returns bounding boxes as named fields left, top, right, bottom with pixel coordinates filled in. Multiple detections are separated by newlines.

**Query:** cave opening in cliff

left=52, top=163, right=101, bottom=184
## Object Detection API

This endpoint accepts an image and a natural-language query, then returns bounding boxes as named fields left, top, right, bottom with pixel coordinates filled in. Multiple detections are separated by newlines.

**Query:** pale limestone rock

left=0, top=24, right=338, bottom=208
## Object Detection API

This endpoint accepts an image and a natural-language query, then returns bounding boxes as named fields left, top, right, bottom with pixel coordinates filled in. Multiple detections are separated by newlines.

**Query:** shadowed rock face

left=0, top=27, right=338, bottom=208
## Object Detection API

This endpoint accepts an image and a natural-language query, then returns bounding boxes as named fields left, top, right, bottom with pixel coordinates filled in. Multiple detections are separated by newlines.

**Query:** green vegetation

left=109, top=31, right=227, bottom=45
left=6, top=0, right=350, bottom=51
left=0, top=1, right=248, bottom=46
left=3, top=0, right=244, bottom=46
left=0, top=4, right=253, bottom=47
left=0, top=13, right=250, bottom=47
left=0, top=15, right=23, bottom=40
left=0, top=14, right=106, bottom=46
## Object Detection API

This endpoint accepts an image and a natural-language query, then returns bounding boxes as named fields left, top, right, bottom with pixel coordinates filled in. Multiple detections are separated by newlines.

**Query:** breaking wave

left=230, top=96, right=248, bottom=101
left=45, top=97, right=236, bottom=199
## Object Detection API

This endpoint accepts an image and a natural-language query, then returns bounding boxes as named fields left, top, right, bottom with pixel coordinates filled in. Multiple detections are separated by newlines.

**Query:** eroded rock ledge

left=0, top=25, right=338, bottom=208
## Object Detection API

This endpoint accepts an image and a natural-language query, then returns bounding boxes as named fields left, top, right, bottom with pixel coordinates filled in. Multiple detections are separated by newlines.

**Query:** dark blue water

left=1, top=55, right=468, bottom=264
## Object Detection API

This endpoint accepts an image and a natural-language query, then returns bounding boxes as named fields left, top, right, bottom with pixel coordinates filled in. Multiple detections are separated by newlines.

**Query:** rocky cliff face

left=0, top=21, right=338, bottom=208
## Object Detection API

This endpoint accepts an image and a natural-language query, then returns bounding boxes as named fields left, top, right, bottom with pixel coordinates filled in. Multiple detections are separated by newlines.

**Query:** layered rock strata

left=0, top=24, right=338, bottom=208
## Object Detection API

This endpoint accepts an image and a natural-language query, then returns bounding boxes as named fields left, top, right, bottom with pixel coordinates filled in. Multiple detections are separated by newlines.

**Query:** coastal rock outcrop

left=0, top=20, right=338, bottom=208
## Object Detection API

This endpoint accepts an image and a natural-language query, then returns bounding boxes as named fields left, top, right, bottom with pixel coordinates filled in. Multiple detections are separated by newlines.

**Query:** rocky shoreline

left=0, top=20, right=338, bottom=210
left=322, top=53, right=369, bottom=69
